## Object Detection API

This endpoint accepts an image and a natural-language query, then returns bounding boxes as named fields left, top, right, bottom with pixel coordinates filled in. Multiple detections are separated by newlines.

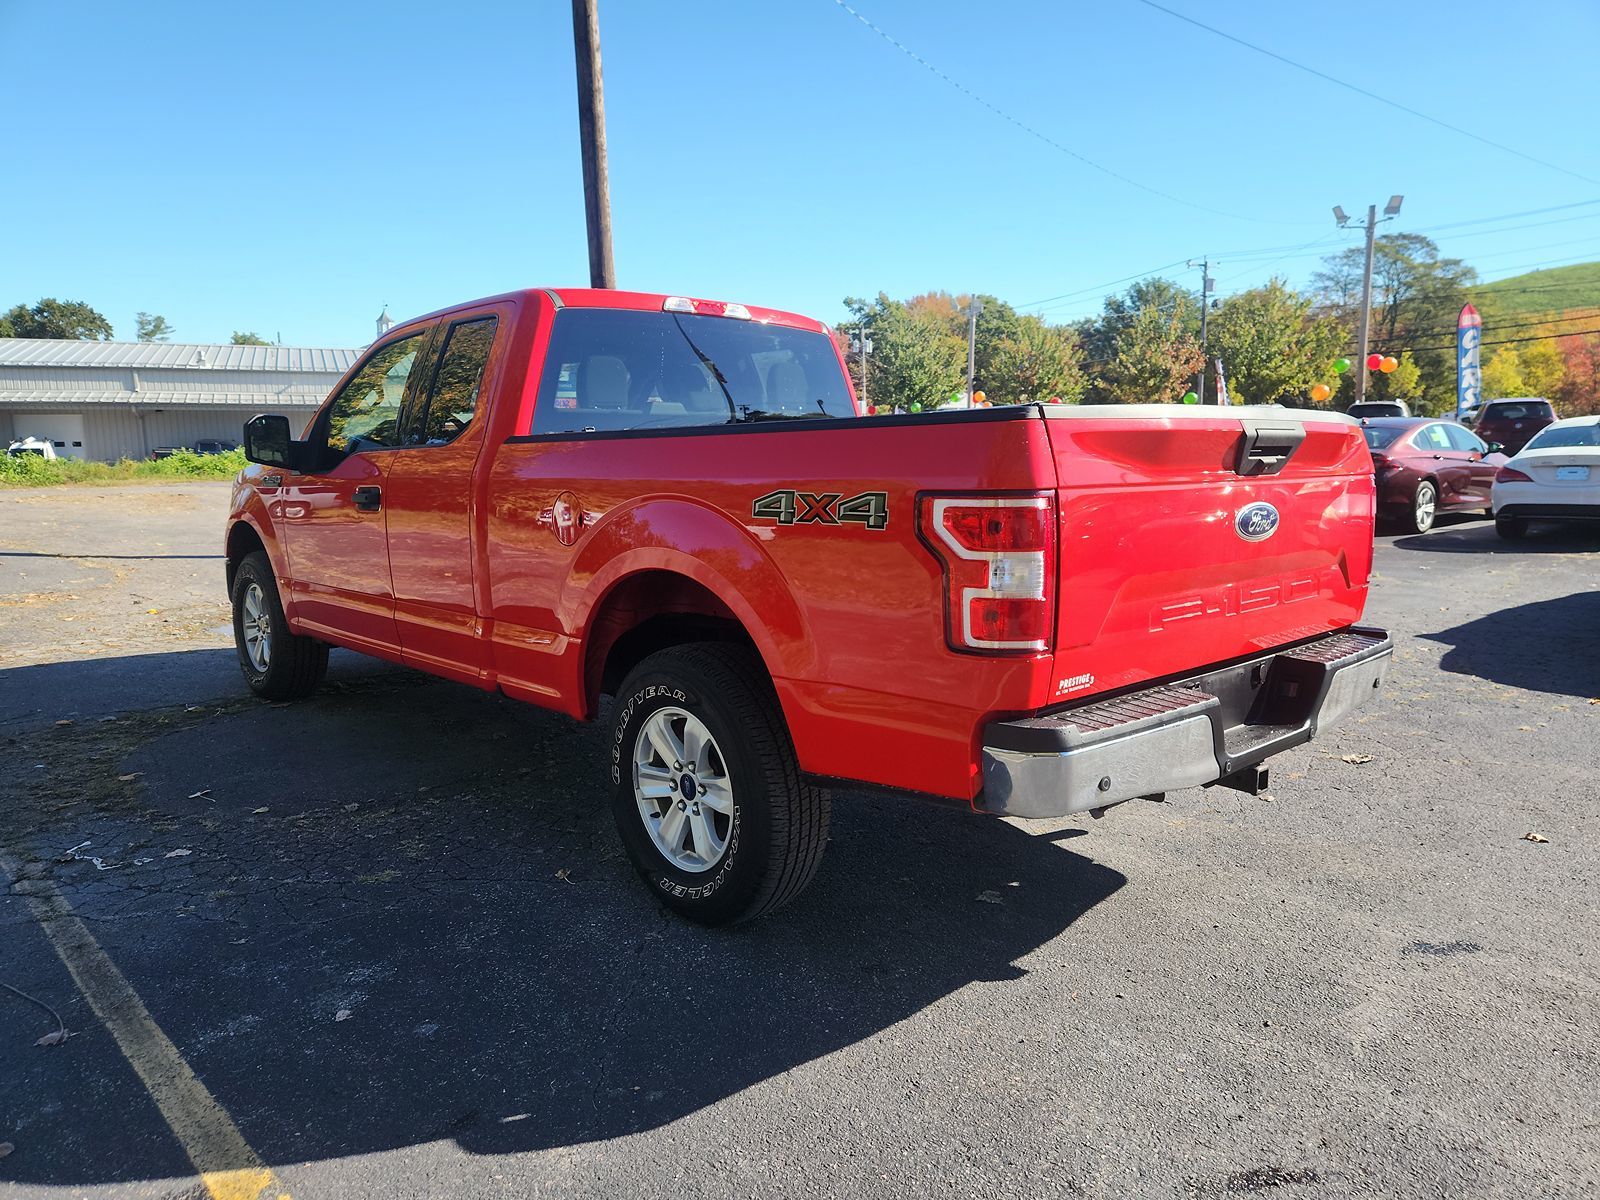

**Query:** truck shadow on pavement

left=1420, top=590, right=1600, bottom=699
left=1, top=652, right=1125, bottom=1188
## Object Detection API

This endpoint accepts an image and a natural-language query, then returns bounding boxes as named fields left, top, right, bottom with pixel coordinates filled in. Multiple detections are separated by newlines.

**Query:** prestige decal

left=753, top=489, right=889, bottom=530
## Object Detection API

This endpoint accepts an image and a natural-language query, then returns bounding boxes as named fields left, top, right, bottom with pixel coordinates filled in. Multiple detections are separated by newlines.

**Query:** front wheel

left=1410, top=481, right=1438, bottom=534
left=231, top=551, right=328, bottom=700
left=608, top=643, right=830, bottom=925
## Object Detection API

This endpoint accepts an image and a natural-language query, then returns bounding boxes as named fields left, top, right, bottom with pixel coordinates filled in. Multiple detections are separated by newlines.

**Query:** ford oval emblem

left=1235, top=501, right=1280, bottom=542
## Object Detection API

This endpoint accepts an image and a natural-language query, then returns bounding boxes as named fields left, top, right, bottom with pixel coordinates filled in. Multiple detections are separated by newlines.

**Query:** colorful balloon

left=865, top=404, right=877, bottom=415
left=909, top=402, right=922, bottom=413
left=1366, top=353, right=1383, bottom=371
left=972, top=391, right=987, bottom=406
left=1310, top=383, right=1332, bottom=403
left=1182, top=391, right=1199, bottom=404
left=1048, top=396, right=1062, bottom=404
left=1333, top=357, right=1350, bottom=375
left=1380, top=356, right=1399, bottom=374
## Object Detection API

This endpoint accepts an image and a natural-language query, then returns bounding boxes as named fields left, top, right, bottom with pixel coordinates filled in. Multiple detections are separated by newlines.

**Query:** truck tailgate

left=1043, top=405, right=1374, bottom=703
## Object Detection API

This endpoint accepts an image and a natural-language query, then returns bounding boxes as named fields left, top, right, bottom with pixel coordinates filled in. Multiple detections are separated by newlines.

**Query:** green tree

left=990, top=315, right=1086, bottom=404
left=1312, top=234, right=1476, bottom=404
left=842, top=294, right=965, bottom=411
left=1519, top=339, right=1565, bottom=399
left=1078, top=277, right=1199, bottom=392
left=231, top=331, right=271, bottom=345
left=1206, top=278, right=1346, bottom=406
left=135, top=312, right=174, bottom=342
left=1372, top=352, right=1429, bottom=411
left=1481, top=347, right=1527, bottom=399
left=1100, top=303, right=1204, bottom=404
left=1, top=298, right=114, bottom=340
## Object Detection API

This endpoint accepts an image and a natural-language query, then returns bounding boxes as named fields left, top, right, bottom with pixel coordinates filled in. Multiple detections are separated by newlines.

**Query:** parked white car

left=1491, top=415, right=1600, bottom=539
left=6, top=436, right=58, bottom=459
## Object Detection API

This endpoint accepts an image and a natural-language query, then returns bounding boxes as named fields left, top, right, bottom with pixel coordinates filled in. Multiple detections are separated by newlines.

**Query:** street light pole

left=571, top=0, right=615, bottom=289
left=1189, top=259, right=1214, bottom=402
left=1335, top=196, right=1402, bottom=407
left=966, top=298, right=981, bottom=403
left=851, top=332, right=873, bottom=409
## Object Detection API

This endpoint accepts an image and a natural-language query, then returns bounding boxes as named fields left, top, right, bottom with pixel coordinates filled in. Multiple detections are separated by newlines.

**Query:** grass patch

left=0, top=448, right=247, bottom=487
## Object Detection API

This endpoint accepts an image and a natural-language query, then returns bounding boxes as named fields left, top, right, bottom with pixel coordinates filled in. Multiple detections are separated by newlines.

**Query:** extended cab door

left=278, top=327, right=434, bottom=654
left=382, top=311, right=504, bottom=683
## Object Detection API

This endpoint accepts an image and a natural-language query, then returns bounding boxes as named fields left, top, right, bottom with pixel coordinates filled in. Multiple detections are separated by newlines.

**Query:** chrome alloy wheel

left=1415, top=484, right=1437, bottom=531
left=632, top=707, right=734, bottom=873
left=240, top=582, right=272, bottom=671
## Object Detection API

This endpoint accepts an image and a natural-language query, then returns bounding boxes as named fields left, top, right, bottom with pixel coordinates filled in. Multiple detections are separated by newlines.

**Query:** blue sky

left=3, top=0, right=1597, bottom=346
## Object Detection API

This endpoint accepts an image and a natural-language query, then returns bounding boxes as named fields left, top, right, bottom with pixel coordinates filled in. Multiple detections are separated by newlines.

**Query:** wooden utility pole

left=1353, top=204, right=1378, bottom=407
left=571, top=0, right=615, bottom=289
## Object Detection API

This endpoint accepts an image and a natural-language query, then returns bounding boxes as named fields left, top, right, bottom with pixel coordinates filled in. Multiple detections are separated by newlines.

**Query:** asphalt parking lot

left=2, top=482, right=1597, bottom=1199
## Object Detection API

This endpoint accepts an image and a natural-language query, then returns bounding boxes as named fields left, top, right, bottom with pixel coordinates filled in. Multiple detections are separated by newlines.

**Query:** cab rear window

left=530, top=309, right=854, bottom=435
left=1483, top=401, right=1553, bottom=420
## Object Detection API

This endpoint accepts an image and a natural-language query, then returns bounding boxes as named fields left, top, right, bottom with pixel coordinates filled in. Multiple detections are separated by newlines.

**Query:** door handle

left=353, top=486, right=382, bottom=512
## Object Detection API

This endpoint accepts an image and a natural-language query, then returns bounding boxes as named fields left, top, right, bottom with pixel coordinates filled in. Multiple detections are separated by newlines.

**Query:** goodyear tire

left=231, top=551, right=328, bottom=700
left=609, top=643, right=829, bottom=925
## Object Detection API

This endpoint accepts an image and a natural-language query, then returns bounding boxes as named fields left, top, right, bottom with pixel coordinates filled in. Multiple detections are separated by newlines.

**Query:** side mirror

left=243, top=414, right=312, bottom=471
left=1484, top=441, right=1504, bottom=455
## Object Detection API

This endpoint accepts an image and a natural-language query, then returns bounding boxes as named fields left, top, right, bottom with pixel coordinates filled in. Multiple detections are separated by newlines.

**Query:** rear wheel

left=1410, top=481, right=1438, bottom=534
left=608, top=643, right=829, bottom=925
left=1495, top=513, right=1528, bottom=540
left=231, top=551, right=328, bottom=700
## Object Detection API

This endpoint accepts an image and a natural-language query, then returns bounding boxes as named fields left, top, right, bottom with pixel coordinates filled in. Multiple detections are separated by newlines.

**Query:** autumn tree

left=1481, top=346, right=1527, bottom=399
left=989, top=315, right=1086, bottom=404
left=1099, top=302, right=1204, bottom=404
left=1, top=298, right=114, bottom=340
left=1205, top=278, right=1345, bottom=406
left=1556, top=335, right=1600, bottom=416
left=1370, top=351, right=1429, bottom=411
left=1519, top=339, right=1565, bottom=399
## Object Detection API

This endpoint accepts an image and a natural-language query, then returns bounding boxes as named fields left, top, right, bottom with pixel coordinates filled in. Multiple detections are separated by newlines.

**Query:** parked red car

left=1364, top=417, right=1507, bottom=533
left=1469, top=398, right=1555, bottom=455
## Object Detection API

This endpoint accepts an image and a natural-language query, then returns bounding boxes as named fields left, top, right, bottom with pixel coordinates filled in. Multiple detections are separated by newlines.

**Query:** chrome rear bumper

left=978, top=627, right=1393, bottom=819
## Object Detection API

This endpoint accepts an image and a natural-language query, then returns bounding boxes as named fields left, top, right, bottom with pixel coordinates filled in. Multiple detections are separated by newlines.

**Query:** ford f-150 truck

left=226, top=287, right=1392, bottom=924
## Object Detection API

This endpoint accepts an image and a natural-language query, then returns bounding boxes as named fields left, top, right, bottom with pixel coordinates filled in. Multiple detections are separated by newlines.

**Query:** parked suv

left=1348, top=400, right=1410, bottom=419
left=1471, top=398, right=1555, bottom=454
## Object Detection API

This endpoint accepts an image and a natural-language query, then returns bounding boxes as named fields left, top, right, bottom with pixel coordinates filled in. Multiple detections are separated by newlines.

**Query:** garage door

left=15, top=413, right=88, bottom=461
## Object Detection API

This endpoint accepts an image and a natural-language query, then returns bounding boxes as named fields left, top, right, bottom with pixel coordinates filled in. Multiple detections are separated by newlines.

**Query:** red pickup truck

left=227, top=287, right=1391, bottom=924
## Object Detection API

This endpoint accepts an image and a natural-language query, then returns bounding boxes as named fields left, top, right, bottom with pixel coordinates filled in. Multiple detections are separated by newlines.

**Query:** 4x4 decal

left=753, top=489, right=889, bottom=530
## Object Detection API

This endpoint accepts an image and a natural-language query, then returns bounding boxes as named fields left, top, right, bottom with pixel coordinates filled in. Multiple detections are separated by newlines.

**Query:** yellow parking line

left=3, top=853, right=290, bottom=1200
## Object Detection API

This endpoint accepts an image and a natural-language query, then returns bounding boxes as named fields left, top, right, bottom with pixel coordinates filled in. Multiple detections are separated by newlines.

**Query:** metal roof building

left=0, top=338, right=359, bottom=461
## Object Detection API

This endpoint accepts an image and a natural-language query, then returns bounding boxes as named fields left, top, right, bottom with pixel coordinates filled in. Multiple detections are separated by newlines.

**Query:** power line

left=1020, top=259, right=1192, bottom=309
left=830, top=0, right=1318, bottom=226
left=1133, top=0, right=1600, bottom=188
left=1413, top=199, right=1600, bottom=234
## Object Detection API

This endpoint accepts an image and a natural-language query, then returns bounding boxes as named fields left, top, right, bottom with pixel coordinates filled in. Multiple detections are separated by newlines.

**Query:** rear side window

left=409, top=316, right=498, bottom=446
left=530, top=308, right=853, bottom=435
left=1443, top=424, right=1485, bottom=452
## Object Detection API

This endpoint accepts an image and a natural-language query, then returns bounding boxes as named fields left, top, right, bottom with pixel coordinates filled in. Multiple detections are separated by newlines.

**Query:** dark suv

left=1471, top=399, right=1555, bottom=454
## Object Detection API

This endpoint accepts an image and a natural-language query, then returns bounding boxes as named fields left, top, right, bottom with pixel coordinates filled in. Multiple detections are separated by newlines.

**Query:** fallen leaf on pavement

left=187, top=789, right=211, bottom=800
left=164, top=848, right=192, bottom=858
left=35, top=1030, right=70, bottom=1047
left=335, top=1009, right=352, bottom=1022
left=1522, top=832, right=1549, bottom=843
left=0, top=1141, right=12, bottom=1159
left=54, top=720, right=73, bottom=727
left=1341, top=754, right=1374, bottom=765
left=555, top=868, right=573, bottom=883
left=975, top=890, right=1003, bottom=904
left=117, top=773, right=143, bottom=782
left=252, top=807, right=269, bottom=814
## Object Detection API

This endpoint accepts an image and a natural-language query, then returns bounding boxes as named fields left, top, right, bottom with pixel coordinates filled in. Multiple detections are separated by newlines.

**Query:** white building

left=0, top=338, right=360, bottom=462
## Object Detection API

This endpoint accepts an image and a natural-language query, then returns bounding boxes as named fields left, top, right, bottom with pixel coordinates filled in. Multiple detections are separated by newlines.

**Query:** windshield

left=1362, top=427, right=1403, bottom=450
left=1525, top=424, right=1600, bottom=450
left=531, top=309, right=855, bottom=434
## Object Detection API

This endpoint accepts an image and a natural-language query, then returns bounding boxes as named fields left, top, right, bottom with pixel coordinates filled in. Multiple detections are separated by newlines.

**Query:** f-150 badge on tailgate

left=1235, top=501, right=1280, bottom=542
left=753, top=489, right=889, bottom=530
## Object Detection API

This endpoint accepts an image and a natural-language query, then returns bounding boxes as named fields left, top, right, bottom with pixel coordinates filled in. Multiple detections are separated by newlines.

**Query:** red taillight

left=920, top=495, right=1055, bottom=652
left=1495, top=465, right=1533, bottom=483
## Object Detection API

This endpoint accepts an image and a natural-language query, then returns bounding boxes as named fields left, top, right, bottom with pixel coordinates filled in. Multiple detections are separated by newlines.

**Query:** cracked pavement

left=1, top=483, right=1597, bottom=1198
